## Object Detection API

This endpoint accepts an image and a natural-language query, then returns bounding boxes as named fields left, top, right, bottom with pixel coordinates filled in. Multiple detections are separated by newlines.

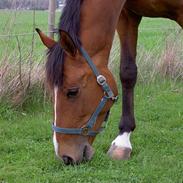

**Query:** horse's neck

left=79, top=0, right=124, bottom=66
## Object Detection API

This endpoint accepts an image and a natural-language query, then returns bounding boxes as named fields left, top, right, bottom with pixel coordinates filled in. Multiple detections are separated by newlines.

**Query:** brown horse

left=36, top=0, right=183, bottom=165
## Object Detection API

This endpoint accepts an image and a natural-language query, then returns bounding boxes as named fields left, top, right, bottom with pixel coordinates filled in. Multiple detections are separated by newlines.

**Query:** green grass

left=0, top=10, right=181, bottom=60
left=138, top=18, right=180, bottom=50
left=0, top=81, right=183, bottom=183
left=0, top=10, right=60, bottom=60
left=0, top=10, right=183, bottom=183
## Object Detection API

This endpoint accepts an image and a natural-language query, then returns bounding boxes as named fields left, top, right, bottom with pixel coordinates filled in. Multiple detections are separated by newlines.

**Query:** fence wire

left=0, top=27, right=180, bottom=38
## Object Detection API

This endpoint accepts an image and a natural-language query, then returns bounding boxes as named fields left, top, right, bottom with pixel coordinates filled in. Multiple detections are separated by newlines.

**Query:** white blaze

left=53, top=86, right=59, bottom=157
left=112, top=132, right=132, bottom=149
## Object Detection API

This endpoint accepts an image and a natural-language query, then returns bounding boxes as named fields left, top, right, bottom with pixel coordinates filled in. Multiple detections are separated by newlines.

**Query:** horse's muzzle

left=61, top=144, right=94, bottom=165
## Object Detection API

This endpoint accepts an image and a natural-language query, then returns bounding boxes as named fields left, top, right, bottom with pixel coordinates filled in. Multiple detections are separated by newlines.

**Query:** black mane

left=46, top=0, right=83, bottom=87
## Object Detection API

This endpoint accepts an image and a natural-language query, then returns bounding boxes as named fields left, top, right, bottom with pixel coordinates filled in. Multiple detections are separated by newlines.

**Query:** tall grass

left=0, top=60, right=45, bottom=105
left=0, top=11, right=182, bottom=108
left=137, top=30, right=183, bottom=83
left=0, top=10, right=51, bottom=109
left=110, top=28, right=183, bottom=84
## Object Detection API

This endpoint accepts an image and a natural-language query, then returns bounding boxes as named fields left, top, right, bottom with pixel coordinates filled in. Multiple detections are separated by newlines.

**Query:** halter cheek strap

left=52, top=46, right=118, bottom=136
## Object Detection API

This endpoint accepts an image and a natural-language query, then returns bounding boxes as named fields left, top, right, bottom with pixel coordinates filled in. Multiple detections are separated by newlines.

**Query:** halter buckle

left=81, top=127, right=89, bottom=136
left=97, top=75, right=106, bottom=86
left=112, top=95, right=118, bottom=102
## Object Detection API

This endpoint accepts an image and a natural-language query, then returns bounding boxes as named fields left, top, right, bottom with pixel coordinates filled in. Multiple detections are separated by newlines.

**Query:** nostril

left=83, top=145, right=94, bottom=161
left=83, top=146, right=87, bottom=159
left=62, top=155, right=74, bottom=165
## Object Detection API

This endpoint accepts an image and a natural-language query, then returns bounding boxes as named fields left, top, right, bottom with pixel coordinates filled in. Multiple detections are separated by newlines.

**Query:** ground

left=0, top=81, right=182, bottom=183
left=0, top=10, right=183, bottom=183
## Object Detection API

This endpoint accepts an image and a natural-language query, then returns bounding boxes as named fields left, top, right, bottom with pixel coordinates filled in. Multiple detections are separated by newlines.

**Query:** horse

left=36, top=0, right=183, bottom=165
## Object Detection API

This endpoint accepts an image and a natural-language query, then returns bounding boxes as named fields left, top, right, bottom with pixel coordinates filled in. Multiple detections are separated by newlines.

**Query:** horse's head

left=36, top=29, right=118, bottom=165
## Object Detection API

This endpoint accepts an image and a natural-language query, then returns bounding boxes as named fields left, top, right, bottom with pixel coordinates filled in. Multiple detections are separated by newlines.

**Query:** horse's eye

left=67, top=87, right=79, bottom=98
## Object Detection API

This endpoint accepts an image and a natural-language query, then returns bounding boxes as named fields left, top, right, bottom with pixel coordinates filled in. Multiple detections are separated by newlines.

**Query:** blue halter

left=52, top=47, right=118, bottom=136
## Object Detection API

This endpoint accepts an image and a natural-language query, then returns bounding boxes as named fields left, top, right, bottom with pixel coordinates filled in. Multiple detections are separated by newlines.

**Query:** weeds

left=137, top=29, right=183, bottom=83
left=0, top=12, right=182, bottom=108
left=110, top=28, right=183, bottom=85
left=0, top=58, right=45, bottom=106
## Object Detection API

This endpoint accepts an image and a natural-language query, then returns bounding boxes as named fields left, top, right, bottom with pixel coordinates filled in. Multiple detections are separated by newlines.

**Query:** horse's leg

left=108, top=9, right=141, bottom=160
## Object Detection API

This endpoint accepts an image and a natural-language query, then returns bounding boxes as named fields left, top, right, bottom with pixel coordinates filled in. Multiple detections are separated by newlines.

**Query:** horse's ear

left=59, top=30, right=77, bottom=57
left=35, top=28, right=56, bottom=49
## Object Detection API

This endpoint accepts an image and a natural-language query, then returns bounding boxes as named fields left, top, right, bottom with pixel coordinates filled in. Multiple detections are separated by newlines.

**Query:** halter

left=52, top=46, right=118, bottom=136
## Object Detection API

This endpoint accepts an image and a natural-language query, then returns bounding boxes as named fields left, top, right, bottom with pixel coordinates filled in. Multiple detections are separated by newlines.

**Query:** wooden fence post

left=48, top=0, right=56, bottom=38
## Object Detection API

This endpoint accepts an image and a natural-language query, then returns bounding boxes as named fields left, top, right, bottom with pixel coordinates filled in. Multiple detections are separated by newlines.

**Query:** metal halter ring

left=97, top=75, right=106, bottom=86
left=81, top=127, right=89, bottom=136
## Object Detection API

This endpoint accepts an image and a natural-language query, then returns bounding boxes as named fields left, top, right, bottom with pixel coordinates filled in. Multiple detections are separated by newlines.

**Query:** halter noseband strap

left=52, top=46, right=118, bottom=137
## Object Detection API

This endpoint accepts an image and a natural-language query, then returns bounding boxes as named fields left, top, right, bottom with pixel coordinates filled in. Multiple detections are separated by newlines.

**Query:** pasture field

left=0, top=10, right=180, bottom=60
left=0, top=10, right=59, bottom=61
left=0, top=81, right=183, bottom=183
left=0, top=10, right=183, bottom=183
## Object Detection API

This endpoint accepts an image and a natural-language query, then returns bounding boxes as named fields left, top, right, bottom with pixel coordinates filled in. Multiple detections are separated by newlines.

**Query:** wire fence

left=0, top=7, right=183, bottom=106
left=0, top=7, right=182, bottom=62
left=0, top=27, right=181, bottom=38
left=0, top=18, right=182, bottom=65
left=0, top=31, right=50, bottom=38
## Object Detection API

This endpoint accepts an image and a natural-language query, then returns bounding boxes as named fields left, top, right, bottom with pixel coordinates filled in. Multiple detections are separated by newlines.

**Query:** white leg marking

left=112, top=132, right=132, bottom=149
left=53, top=87, right=59, bottom=157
